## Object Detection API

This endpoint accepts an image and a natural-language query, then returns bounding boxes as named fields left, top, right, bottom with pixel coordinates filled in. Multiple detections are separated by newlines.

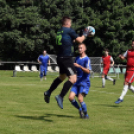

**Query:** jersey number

left=56, top=34, right=62, bottom=45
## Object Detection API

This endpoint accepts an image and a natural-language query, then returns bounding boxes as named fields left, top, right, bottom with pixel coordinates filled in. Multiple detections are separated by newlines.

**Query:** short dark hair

left=132, top=40, right=134, bottom=42
left=62, top=16, right=71, bottom=25
left=104, top=48, right=109, bottom=52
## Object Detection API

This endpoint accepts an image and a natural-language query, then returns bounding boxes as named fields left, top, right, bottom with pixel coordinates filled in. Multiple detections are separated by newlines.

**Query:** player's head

left=43, top=50, right=47, bottom=55
left=104, top=49, right=109, bottom=56
left=132, top=40, right=134, bottom=49
left=78, top=43, right=87, bottom=55
left=62, top=16, right=71, bottom=27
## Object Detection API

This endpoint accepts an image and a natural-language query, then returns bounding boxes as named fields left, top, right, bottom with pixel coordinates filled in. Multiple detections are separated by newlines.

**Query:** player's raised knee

left=68, top=95, right=74, bottom=101
left=69, top=92, right=75, bottom=101
left=69, top=75, right=77, bottom=84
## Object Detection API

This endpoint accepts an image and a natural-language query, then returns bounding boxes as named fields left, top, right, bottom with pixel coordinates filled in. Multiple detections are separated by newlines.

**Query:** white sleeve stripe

left=123, top=50, right=128, bottom=58
left=86, top=59, right=91, bottom=70
left=101, top=57, right=103, bottom=63
left=87, top=59, right=89, bottom=68
left=110, top=57, right=114, bottom=62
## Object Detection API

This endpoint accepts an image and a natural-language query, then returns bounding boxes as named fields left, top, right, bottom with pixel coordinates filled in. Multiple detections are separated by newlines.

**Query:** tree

left=0, top=0, right=134, bottom=64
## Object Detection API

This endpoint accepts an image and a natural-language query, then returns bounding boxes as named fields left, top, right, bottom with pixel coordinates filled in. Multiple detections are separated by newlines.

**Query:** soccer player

left=38, top=50, right=50, bottom=80
left=115, top=40, right=134, bottom=104
left=69, top=43, right=91, bottom=119
left=101, top=49, right=116, bottom=88
left=44, top=16, right=91, bottom=109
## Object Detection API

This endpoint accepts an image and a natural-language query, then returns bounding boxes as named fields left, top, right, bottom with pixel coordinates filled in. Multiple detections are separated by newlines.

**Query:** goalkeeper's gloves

left=83, top=29, right=90, bottom=37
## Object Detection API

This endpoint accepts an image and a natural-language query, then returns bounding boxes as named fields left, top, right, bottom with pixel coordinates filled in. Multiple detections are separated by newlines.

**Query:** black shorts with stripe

left=57, top=57, right=76, bottom=76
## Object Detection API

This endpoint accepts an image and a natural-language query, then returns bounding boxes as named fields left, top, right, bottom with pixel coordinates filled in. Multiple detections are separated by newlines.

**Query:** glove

left=83, top=28, right=89, bottom=37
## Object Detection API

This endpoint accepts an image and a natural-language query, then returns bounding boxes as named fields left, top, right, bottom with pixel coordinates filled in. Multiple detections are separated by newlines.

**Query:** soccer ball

left=85, top=26, right=95, bottom=37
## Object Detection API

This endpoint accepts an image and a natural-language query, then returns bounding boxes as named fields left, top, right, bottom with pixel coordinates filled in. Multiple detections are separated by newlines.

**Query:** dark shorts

left=57, top=57, right=76, bottom=76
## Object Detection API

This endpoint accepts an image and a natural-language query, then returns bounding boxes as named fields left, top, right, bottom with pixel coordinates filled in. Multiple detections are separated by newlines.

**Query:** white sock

left=107, top=76, right=114, bottom=82
left=102, top=78, right=105, bottom=86
left=129, top=85, right=134, bottom=92
left=119, top=85, right=129, bottom=100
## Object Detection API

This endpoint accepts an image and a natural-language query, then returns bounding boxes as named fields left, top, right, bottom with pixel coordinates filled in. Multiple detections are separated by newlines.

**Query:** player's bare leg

left=78, top=93, right=89, bottom=119
left=69, top=92, right=83, bottom=118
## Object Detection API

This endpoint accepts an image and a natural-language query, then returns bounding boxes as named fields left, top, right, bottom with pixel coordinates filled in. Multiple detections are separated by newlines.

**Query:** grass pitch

left=0, top=71, right=134, bottom=134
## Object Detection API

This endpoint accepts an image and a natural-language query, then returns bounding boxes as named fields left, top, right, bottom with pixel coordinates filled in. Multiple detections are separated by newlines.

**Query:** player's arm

left=119, top=55, right=126, bottom=60
left=37, top=57, right=42, bottom=64
left=119, top=51, right=127, bottom=60
left=110, top=57, right=114, bottom=66
left=101, top=57, right=103, bottom=64
left=74, top=63, right=90, bottom=74
left=48, top=59, right=50, bottom=66
left=69, top=29, right=88, bottom=44
left=75, top=29, right=93, bottom=43
left=75, top=28, right=93, bottom=43
left=75, top=35, right=86, bottom=43
left=111, top=60, right=114, bottom=66
left=37, top=59, right=42, bottom=64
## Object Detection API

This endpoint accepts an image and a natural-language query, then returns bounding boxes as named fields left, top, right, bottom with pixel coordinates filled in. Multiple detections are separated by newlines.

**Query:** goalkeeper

left=44, top=16, right=92, bottom=109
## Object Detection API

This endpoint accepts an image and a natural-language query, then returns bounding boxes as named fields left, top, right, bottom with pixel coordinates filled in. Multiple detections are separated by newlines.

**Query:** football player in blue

left=38, top=50, right=50, bottom=80
left=69, top=43, right=91, bottom=119
left=44, top=17, right=91, bottom=109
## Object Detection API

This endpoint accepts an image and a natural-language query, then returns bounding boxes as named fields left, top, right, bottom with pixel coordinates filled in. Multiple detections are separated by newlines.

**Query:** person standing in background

left=101, top=49, right=116, bottom=88
left=38, top=50, right=50, bottom=80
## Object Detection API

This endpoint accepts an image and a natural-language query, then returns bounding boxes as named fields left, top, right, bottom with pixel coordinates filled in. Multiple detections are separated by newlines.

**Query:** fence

left=0, top=55, right=127, bottom=78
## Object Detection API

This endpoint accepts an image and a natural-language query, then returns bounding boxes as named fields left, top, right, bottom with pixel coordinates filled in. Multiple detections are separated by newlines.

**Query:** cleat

left=102, top=85, right=105, bottom=88
left=55, top=95, right=63, bottom=109
left=115, top=98, right=123, bottom=104
left=83, top=114, right=89, bottom=119
left=79, top=110, right=84, bottom=118
left=113, top=79, right=116, bottom=85
left=44, top=90, right=50, bottom=103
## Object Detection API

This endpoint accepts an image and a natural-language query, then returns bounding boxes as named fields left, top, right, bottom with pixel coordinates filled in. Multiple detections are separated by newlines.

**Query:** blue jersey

left=75, top=56, right=91, bottom=86
left=56, top=27, right=78, bottom=57
left=38, top=55, right=49, bottom=68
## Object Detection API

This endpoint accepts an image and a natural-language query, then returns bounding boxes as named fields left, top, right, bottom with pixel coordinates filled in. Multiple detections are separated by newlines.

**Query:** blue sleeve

left=84, top=58, right=92, bottom=70
left=69, top=28, right=79, bottom=40
left=75, top=56, right=79, bottom=63
left=38, top=56, right=41, bottom=61
left=47, top=55, right=50, bottom=60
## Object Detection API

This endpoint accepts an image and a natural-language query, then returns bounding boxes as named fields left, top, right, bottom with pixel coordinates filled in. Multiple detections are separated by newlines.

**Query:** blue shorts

left=40, top=66, right=47, bottom=77
left=70, top=83, right=90, bottom=96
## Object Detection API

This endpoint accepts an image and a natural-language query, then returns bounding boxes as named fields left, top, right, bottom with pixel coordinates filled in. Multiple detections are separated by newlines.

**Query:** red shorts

left=125, top=70, right=134, bottom=83
left=103, top=69, right=109, bottom=75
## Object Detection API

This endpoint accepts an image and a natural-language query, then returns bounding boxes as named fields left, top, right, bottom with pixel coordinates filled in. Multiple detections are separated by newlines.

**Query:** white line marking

left=90, top=89, right=134, bottom=97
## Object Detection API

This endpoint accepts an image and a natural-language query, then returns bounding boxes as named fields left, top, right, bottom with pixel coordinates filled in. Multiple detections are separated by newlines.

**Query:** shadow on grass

left=15, top=115, right=53, bottom=122
left=12, top=76, right=39, bottom=77
left=15, top=113, right=75, bottom=122
left=45, top=113, right=75, bottom=118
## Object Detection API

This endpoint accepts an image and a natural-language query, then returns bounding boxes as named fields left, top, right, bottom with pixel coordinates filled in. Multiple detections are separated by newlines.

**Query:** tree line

left=0, top=0, right=134, bottom=63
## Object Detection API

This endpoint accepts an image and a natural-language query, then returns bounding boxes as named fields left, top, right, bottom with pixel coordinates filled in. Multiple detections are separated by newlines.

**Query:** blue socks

left=81, top=101, right=88, bottom=115
left=71, top=99, right=80, bottom=110
left=70, top=100, right=88, bottom=116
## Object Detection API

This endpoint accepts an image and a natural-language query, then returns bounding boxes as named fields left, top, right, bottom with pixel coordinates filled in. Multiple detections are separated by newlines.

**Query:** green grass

left=0, top=71, right=134, bottom=134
